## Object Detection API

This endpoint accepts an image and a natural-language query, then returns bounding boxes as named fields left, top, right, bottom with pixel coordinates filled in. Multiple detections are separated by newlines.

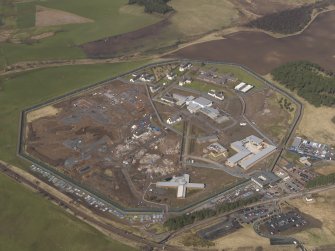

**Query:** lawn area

left=187, top=80, right=219, bottom=92
left=16, top=2, right=36, bottom=28
left=169, top=0, right=239, bottom=36
left=214, top=64, right=264, bottom=88
left=0, top=60, right=148, bottom=166
left=0, top=0, right=161, bottom=65
left=0, top=173, right=137, bottom=251
left=0, top=61, right=151, bottom=251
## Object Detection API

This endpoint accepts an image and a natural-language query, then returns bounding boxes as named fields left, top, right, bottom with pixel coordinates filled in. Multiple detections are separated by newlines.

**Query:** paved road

left=161, top=184, right=335, bottom=244
left=186, top=155, right=248, bottom=178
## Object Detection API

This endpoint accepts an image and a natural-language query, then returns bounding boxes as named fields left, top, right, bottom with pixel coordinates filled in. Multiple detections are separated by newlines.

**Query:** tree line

left=128, top=0, right=173, bottom=14
left=271, top=61, right=335, bottom=107
left=246, top=0, right=335, bottom=34
left=164, top=195, right=260, bottom=230
left=306, top=173, right=335, bottom=188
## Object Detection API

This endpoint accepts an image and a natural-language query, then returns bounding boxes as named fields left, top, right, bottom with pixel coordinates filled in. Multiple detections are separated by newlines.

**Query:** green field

left=0, top=0, right=161, bottom=66
left=0, top=61, right=153, bottom=251
left=16, top=2, right=36, bottom=28
left=0, top=61, right=148, bottom=165
left=0, top=173, right=137, bottom=251
left=213, top=64, right=264, bottom=88
left=187, top=80, right=219, bottom=92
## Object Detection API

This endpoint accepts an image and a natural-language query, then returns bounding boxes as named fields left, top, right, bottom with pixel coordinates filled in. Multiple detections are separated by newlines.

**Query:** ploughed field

left=169, top=11, right=335, bottom=75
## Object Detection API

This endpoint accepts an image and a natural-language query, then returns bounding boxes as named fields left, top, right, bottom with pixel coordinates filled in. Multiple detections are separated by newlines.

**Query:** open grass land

left=313, top=162, right=335, bottom=175
left=264, top=74, right=335, bottom=146
left=0, top=172, right=136, bottom=251
left=168, top=225, right=296, bottom=251
left=0, top=61, right=152, bottom=250
left=289, top=189, right=335, bottom=250
left=0, top=60, right=148, bottom=166
left=0, top=0, right=161, bottom=66
left=168, top=0, right=239, bottom=36
left=16, top=2, right=36, bottom=29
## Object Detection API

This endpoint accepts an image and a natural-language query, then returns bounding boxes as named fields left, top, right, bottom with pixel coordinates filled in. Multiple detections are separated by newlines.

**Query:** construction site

left=22, top=60, right=296, bottom=211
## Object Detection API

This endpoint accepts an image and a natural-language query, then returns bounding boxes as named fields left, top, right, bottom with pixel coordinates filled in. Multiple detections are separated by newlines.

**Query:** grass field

left=264, top=74, right=335, bottom=145
left=0, top=0, right=161, bottom=65
left=0, top=61, right=153, bottom=251
left=169, top=0, right=239, bottom=36
left=16, top=2, right=36, bottom=29
left=169, top=225, right=296, bottom=251
left=0, top=61, right=148, bottom=165
left=214, top=64, right=264, bottom=88
left=290, top=189, right=335, bottom=249
left=0, top=173, right=136, bottom=251
left=187, top=80, right=220, bottom=92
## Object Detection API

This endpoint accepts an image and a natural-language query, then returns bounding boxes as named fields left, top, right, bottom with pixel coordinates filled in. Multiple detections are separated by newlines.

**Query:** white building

left=179, top=62, right=192, bottom=72
left=167, top=115, right=182, bottom=125
left=226, top=135, right=276, bottom=170
left=167, top=72, right=176, bottom=80
left=235, top=82, right=246, bottom=91
left=156, top=174, right=205, bottom=198
left=240, top=84, right=254, bottom=93
left=187, top=97, right=212, bottom=113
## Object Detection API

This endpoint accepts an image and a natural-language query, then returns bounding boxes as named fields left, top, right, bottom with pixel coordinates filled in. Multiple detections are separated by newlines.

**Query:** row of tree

left=306, top=173, right=335, bottom=188
left=164, top=195, right=260, bottom=230
left=246, top=0, right=335, bottom=34
left=128, top=0, right=173, bottom=14
left=271, top=61, right=335, bottom=107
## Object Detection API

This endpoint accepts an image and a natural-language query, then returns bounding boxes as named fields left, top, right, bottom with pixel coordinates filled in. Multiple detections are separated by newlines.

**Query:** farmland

left=0, top=170, right=136, bottom=251
left=169, top=10, right=335, bottom=75
left=0, top=61, right=148, bottom=165
left=0, top=0, right=161, bottom=66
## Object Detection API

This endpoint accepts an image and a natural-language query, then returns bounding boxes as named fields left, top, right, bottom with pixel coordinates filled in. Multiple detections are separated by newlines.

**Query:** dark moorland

left=168, top=11, right=335, bottom=74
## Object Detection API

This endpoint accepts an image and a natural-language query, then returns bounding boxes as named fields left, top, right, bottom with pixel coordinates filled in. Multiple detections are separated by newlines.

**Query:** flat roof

left=251, top=171, right=280, bottom=186
left=245, top=135, right=263, bottom=145
left=239, top=145, right=276, bottom=169
left=227, top=150, right=251, bottom=164
left=192, top=97, right=212, bottom=107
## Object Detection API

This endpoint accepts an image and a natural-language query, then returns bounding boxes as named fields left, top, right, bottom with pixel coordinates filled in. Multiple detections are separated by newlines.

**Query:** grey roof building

left=251, top=171, right=280, bottom=188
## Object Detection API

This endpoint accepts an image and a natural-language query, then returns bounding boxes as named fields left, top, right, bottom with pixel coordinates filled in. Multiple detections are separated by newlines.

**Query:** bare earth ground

left=35, top=5, right=94, bottom=27
left=244, top=88, right=294, bottom=144
left=31, top=32, right=55, bottom=40
left=169, top=11, right=335, bottom=75
left=26, top=105, right=61, bottom=123
left=313, top=162, right=335, bottom=175
left=289, top=190, right=335, bottom=249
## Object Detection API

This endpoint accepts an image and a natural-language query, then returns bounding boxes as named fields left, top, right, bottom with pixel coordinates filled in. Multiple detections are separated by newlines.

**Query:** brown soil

left=168, top=11, right=335, bottom=74
left=81, top=19, right=170, bottom=58
left=31, top=32, right=55, bottom=40
left=35, top=5, right=94, bottom=27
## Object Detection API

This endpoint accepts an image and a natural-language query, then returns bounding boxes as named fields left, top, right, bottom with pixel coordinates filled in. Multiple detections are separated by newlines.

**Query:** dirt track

left=168, top=11, right=335, bottom=74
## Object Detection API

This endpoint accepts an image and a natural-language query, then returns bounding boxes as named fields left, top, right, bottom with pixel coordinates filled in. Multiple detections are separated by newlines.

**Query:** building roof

left=251, top=171, right=280, bottom=187
left=245, top=135, right=263, bottom=145
left=156, top=174, right=204, bottom=198
left=192, top=97, right=212, bottom=107
left=227, top=150, right=251, bottom=164
left=239, top=145, right=276, bottom=169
